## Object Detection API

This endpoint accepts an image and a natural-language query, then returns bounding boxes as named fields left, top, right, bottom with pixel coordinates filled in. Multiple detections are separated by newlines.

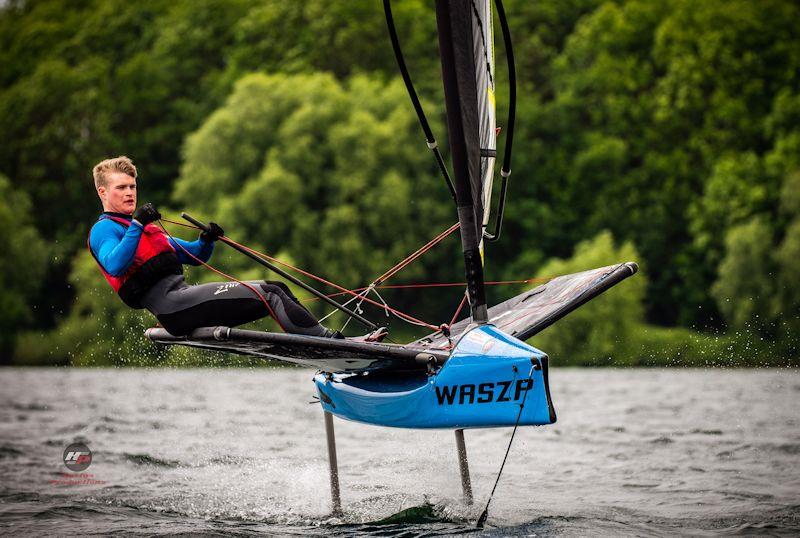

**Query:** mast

left=434, top=0, right=489, bottom=323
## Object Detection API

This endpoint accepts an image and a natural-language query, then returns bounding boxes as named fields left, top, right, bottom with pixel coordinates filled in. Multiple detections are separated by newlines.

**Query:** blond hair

left=93, top=156, right=137, bottom=189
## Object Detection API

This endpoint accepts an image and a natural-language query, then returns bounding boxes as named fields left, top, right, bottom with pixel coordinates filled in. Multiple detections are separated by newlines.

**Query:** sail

left=435, top=0, right=497, bottom=238
left=473, top=0, right=497, bottom=237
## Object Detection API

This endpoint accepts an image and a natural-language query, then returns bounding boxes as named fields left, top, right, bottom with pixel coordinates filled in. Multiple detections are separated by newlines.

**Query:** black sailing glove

left=200, top=222, right=225, bottom=243
left=132, top=203, right=161, bottom=226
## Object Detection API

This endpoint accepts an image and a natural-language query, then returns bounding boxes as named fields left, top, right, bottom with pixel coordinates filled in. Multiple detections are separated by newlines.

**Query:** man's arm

left=169, top=236, right=214, bottom=265
left=89, top=219, right=144, bottom=276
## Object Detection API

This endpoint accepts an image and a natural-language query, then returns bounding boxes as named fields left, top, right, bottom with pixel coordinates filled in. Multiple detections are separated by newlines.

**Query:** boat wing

left=410, top=262, right=638, bottom=351
left=144, top=326, right=448, bottom=373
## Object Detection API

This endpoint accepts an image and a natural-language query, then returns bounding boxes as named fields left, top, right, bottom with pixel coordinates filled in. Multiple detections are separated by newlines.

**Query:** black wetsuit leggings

left=139, top=274, right=327, bottom=337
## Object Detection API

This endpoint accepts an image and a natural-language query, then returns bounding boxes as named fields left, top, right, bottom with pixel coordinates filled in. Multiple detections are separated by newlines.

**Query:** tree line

left=1, top=0, right=798, bottom=366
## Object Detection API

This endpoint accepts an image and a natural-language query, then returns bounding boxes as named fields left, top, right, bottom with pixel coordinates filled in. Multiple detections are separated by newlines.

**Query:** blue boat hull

left=314, top=325, right=557, bottom=429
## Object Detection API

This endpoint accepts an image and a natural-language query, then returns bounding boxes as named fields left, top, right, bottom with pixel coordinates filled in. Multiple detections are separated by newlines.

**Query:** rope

left=309, top=277, right=548, bottom=299
left=379, top=278, right=545, bottom=288
left=162, top=218, right=422, bottom=322
left=476, top=363, right=536, bottom=528
left=219, top=221, right=461, bottom=329
left=318, top=285, right=371, bottom=324
left=227, top=239, right=440, bottom=330
left=310, top=220, right=460, bottom=329
left=156, top=221, right=287, bottom=332
left=384, top=0, right=457, bottom=203
left=313, top=221, right=462, bottom=328
left=162, top=218, right=454, bottom=325
left=374, top=222, right=459, bottom=284
left=159, top=217, right=551, bottom=335
left=449, top=292, right=468, bottom=328
left=160, top=219, right=198, bottom=229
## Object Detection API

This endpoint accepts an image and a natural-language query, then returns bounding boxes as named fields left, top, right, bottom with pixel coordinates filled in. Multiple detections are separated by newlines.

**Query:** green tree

left=41, top=250, right=158, bottom=366
left=528, top=231, right=645, bottom=365
left=775, top=216, right=800, bottom=357
left=711, top=217, right=777, bottom=334
left=173, top=72, right=457, bottom=326
left=520, top=0, right=800, bottom=328
left=0, top=175, right=47, bottom=360
left=4, top=0, right=800, bottom=363
left=710, top=169, right=800, bottom=359
left=0, top=0, right=443, bottom=331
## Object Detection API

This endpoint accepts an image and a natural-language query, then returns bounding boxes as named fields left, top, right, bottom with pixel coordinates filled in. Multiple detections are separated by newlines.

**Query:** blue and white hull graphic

left=314, top=325, right=557, bottom=429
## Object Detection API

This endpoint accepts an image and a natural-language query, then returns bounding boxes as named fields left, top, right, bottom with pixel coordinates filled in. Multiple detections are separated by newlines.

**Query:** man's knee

left=258, top=281, right=282, bottom=296
left=264, top=280, right=292, bottom=294
left=261, top=280, right=300, bottom=303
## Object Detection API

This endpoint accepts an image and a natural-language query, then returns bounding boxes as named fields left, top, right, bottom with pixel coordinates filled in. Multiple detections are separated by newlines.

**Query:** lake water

left=0, top=367, right=798, bottom=536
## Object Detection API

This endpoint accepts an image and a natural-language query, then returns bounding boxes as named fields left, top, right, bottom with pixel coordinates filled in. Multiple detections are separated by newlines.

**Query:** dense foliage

left=1, top=0, right=797, bottom=366
left=0, top=175, right=47, bottom=358
left=174, top=73, right=452, bottom=289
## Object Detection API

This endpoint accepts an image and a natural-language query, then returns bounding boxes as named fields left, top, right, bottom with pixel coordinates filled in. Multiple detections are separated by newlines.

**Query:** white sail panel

left=472, top=0, right=497, bottom=235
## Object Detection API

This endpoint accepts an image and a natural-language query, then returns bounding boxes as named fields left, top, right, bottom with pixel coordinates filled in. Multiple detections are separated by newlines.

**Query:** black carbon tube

left=384, top=0, right=457, bottom=203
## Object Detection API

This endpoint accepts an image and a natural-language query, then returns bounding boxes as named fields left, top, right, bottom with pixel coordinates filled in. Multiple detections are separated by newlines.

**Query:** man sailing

left=87, top=156, right=366, bottom=339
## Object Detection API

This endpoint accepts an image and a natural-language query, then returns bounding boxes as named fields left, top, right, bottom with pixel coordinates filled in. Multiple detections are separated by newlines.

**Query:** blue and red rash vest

left=88, top=215, right=183, bottom=308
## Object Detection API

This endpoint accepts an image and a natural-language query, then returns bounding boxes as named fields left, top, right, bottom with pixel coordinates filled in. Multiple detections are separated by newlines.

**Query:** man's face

left=98, top=172, right=137, bottom=214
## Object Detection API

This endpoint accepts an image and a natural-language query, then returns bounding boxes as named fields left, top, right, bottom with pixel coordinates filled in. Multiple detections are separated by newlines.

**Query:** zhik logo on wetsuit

left=435, top=379, right=533, bottom=405
left=214, top=283, right=239, bottom=295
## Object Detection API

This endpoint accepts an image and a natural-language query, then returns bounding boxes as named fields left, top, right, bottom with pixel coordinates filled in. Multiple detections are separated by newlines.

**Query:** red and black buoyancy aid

left=88, top=215, right=183, bottom=308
